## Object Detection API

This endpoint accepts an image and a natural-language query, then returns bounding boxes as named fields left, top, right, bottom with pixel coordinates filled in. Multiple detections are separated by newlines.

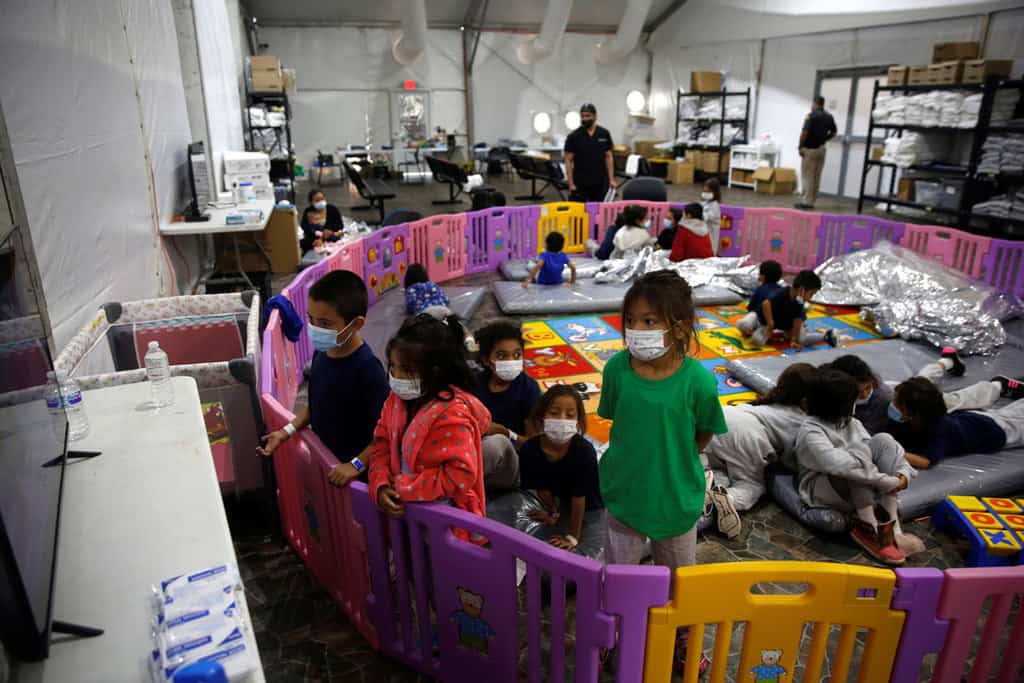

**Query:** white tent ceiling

left=244, top=0, right=682, bottom=31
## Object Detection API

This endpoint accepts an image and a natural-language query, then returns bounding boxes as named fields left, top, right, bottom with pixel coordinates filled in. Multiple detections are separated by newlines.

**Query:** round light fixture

left=564, top=110, right=581, bottom=130
left=532, top=111, right=552, bottom=134
left=626, top=90, right=646, bottom=113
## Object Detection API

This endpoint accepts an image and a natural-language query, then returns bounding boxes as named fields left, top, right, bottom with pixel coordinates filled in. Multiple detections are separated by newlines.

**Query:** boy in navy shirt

left=523, top=232, right=577, bottom=287
left=737, top=269, right=837, bottom=348
left=258, top=270, right=389, bottom=487
left=474, top=321, right=542, bottom=489
left=735, top=260, right=782, bottom=335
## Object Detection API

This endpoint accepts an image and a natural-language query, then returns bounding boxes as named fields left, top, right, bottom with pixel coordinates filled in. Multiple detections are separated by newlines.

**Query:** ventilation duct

left=392, top=0, right=428, bottom=65
left=594, top=0, right=653, bottom=65
left=516, top=0, right=573, bottom=65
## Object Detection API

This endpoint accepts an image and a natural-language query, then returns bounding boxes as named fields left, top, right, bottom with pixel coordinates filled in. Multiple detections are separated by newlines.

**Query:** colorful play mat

left=521, top=303, right=883, bottom=443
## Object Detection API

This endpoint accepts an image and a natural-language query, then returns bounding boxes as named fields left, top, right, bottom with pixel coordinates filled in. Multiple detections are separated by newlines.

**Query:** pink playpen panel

left=260, top=394, right=305, bottom=557
left=260, top=310, right=298, bottom=412
left=326, top=239, right=364, bottom=279
left=900, top=225, right=990, bottom=280
left=294, top=432, right=337, bottom=591
left=817, top=214, right=906, bottom=263
left=981, top=238, right=1024, bottom=299
left=739, top=208, right=820, bottom=270
left=363, top=224, right=411, bottom=304
left=407, top=215, right=467, bottom=283
left=286, top=260, right=329, bottom=383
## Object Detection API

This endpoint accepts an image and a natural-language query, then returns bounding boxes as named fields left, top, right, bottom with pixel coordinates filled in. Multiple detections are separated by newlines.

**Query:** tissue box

left=223, top=151, right=270, bottom=175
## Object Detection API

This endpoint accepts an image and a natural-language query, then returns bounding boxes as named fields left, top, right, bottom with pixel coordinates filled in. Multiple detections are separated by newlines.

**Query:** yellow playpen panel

left=536, top=202, right=589, bottom=255
left=643, top=561, right=905, bottom=683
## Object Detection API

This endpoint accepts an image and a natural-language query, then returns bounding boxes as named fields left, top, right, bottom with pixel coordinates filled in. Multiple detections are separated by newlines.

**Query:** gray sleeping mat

left=498, top=256, right=606, bottom=281
left=492, top=280, right=742, bottom=315
left=363, top=286, right=485, bottom=362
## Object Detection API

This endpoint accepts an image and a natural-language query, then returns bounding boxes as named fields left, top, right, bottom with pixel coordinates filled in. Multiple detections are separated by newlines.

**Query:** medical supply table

left=10, top=378, right=264, bottom=683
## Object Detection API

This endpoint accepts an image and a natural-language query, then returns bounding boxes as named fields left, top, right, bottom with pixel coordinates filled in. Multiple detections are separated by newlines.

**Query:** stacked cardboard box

left=887, top=66, right=909, bottom=86
left=962, top=59, right=1014, bottom=84
left=249, top=55, right=283, bottom=93
left=667, top=161, right=694, bottom=185
left=690, top=71, right=722, bottom=93
left=731, top=168, right=755, bottom=185
left=932, top=42, right=978, bottom=63
left=753, top=167, right=796, bottom=195
left=907, top=66, right=931, bottom=85
left=633, top=140, right=668, bottom=158
left=215, top=207, right=299, bottom=274
left=927, top=61, right=964, bottom=85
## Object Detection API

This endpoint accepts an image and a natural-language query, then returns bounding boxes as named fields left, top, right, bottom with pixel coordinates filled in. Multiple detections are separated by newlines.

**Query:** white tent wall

left=471, top=31, right=650, bottom=148
left=0, top=0, right=198, bottom=349
left=987, top=7, right=1024, bottom=76
left=258, top=26, right=466, bottom=173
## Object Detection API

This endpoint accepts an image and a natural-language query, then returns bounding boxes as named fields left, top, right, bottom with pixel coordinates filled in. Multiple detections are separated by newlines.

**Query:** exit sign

left=403, top=80, right=417, bottom=90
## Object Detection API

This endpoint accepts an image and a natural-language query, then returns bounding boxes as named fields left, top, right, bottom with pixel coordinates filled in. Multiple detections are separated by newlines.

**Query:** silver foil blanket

left=593, top=247, right=759, bottom=294
left=813, top=241, right=1022, bottom=355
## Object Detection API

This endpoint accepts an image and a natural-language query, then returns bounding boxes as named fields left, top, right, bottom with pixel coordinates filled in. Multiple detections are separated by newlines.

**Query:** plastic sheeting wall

left=0, top=0, right=198, bottom=348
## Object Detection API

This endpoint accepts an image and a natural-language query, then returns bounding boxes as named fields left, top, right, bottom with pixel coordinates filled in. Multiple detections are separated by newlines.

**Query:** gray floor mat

left=899, top=447, right=1024, bottom=519
left=492, top=280, right=742, bottom=315
left=498, top=256, right=606, bottom=281
left=363, top=286, right=485, bottom=362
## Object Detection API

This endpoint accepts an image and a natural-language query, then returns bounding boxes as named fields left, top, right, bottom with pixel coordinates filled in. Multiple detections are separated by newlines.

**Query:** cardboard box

left=870, top=145, right=884, bottom=161
left=685, top=149, right=704, bottom=167
left=927, top=61, right=963, bottom=85
left=907, top=65, right=931, bottom=85
left=251, top=71, right=283, bottom=92
left=887, top=65, right=909, bottom=86
left=690, top=71, right=722, bottom=93
left=932, top=42, right=978, bottom=64
left=215, top=207, right=299, bottom=274
left=962, top=59, right=1014, bottom=84
left=633, top=140, right=668, bottom=159
left=897, top=177, right=915, bottom=202
left=667, top=161, right=695, bottom=185
left=700, top=151, right=729, bottom=174
left=753, top=167, right=797, bottom=195
left=249, top=55, right=281, bottom=72
left=730, top=168, right=755, bottom=185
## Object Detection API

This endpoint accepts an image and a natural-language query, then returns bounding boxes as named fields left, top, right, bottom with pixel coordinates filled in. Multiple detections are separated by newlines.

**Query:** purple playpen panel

left=900, top=225, right=991, bottom=280
left=932, top=565, right=1024, bottom=683
left=718, top=204, right=744, bottom=257
left=260, top=394, right=305, bottom=557
left=505, top=204, right=540, bottom=258
left=740, top=208, right=820, bottom=270
left=326, top=239, right=364, bottom=278
left=603, top=564, right=671, bottom=683
left=817, top=214, right=906, bottom=263
left=465, top=207, right=517, bottom=274
left=981, top=238, right=1024, bottom=299
left=363, top=224, right=411, bottom=305
left=889, top=568, right=949, bottom=683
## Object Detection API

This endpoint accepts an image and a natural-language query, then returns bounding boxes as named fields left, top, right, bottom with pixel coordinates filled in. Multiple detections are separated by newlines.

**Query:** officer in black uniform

left=563, top=103, right=616, bottom=202
left=796, top=95, right=837, bottom=209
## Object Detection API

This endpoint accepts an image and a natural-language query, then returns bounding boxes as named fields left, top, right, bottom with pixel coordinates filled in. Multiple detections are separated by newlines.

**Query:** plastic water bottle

left=144, top=341, right=175, bottom=408
left=44, top=371, right=65, bottom=443
left=55, top=370, right=90, bottom=441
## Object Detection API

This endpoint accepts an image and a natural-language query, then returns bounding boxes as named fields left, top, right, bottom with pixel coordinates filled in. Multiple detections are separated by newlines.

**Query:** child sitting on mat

left=886, top=375, right=1024, bottom=470
left=737, top=269, right=837, bottom=348
left=474, top=321, right=542, bottom=491
left=517, top=385, right=605, bottom=556
left=523, top=232, right=577, bottom=287
left=257, top=270, right=389, bottom=488
left=794, top=369, right=916, bottom=566
left=703, top=363, right=817, bottom=538
left=369, top=314, right=491, bottom=541
left=669, top=203, right=713, bottom=263
left=404, top=263, right=450, bottom=317
left=610, top=205, right=654, bottom=259
left=656, top=207, right=683, bottom=251
left=736, top=260, right=783, bottom=335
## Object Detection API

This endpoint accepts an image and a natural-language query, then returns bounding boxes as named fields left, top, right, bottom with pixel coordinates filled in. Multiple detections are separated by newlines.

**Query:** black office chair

left=621, top=177, right=667, bottom=202
left=381, top=209, right=423, bottom=226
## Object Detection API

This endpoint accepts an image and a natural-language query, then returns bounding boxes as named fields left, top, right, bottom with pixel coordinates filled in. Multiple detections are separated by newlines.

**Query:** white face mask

left=389, top=373, right=423, bottom=401
left=701, top=192, right=713, bottom=201
left=313, top=200, right=327, bottom=210
left=493, top=359, right=523, bottom=382
left=855, top=388, right=874, bottom=406
left=625, top=327, right=670, bottom=361
left=795, top=294, right=805, bottom=305
left=543, top=418, right=578, bottom=445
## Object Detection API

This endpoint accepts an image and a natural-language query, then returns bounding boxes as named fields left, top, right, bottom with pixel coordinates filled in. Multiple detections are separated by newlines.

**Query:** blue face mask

left=308, top=320, right=354, bottom=352
left=663, top=218, right=674, bottom=229
left=642, top=219, right=652, bottom=229
left=887, top=403, right=904, bottom=423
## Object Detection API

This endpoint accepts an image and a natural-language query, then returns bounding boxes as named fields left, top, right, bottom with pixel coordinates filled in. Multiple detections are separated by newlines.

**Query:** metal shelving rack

left=674, top=88, right=751, bottom=179
left=857, top=78, right=1024, bottom=234
left=244, top=90, right=296, bottom=205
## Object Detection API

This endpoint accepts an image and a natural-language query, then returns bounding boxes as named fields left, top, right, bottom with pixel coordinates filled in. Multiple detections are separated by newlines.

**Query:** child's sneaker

left=941, top=347, right=965, bottom=377
left=992, top=375, right=1024, bottom=400
left=851, top=519, right=905, bottom=566
left=709, top=486, right=742, bottom=539
left=824, top=329, right=839, bottom=347
left=702, top=469, right=715, bottom=517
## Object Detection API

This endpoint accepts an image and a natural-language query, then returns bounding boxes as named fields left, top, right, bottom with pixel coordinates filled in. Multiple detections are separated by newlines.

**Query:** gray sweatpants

left=809, top=433, right=913, bottom=511
left=605, top=511, right=697, bottom=570
left=703, top=407, right=772, bottom=511
left=482, top=434, right=520, bottom=490
left=987, top=399, right=1024, bottom=449
left=736, top=311, right=824, bottom=347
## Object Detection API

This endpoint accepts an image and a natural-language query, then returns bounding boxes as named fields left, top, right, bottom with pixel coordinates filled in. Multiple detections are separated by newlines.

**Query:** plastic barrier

left=587, top=200, right=636, bottom=243
left=901, top=224, right=991, bottom=280
left=817, top=214, right=906, bottom=263
left=718, top=205, right=744, bottom=257
left=537, top=202, right=590, bottom=254
left=261, top=393, right=306, bottom=558
left=465, top=208, right=510, bottom=275
left=739, top=208, right=821, bottom=271
left=408, top=214, right=467, bottom=284
left=889, top=569, right=951, bottom=683
left=507, top=205, right=540, bottom=259
left=643, top=561, right=904, bottom=683
left=363, top=224, right=411, bottom=304
left=287, top=260, right=329, bottom=383
left=981, top=238, right=1024, bottom=299
left=326, top=239, right=364, bottom=278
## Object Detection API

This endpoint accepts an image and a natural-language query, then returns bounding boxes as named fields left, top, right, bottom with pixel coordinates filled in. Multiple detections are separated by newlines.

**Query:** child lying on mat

left=523, top=232, right=577, bottom=287
left=404, top=263, right=450, bottom=317
left=794, top=369, right=916, bottom=566
left=702, top=363, right=817, bottom=539
left=885, top=376, right=1024, bottom=470
left=737, top=269, right=838, bottom=348
left=368, top=314, right=491, bottom=543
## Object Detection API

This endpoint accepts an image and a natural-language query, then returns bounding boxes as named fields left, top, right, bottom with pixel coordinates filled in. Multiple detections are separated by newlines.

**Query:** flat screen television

left=0, top=223, right=75, bottom=661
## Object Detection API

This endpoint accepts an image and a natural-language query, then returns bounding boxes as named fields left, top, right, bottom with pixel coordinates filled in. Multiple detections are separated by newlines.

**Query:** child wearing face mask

left=794, top=370, right=915, bottom=566
left=610, top=205, right=654, bottom=259
left=737, top=269, right=838, bottom=348
left=403, top=263, right=450, bottom=317
left=300, top=188, right=344, bottom=253
left=700, top=178, right=722, bottom=255
left=668, top=203, right=713, bottom=262
left=257, top=271, right=390, bottom=489
left=473, top=321, right=542, bottom=490
left=368, top=314, right=491, bottom=541
left=598, top=271, right=726, bottom=674
left=656, top=207, right=683, bottom=251
left=514, top=385, right=604, bottom=556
